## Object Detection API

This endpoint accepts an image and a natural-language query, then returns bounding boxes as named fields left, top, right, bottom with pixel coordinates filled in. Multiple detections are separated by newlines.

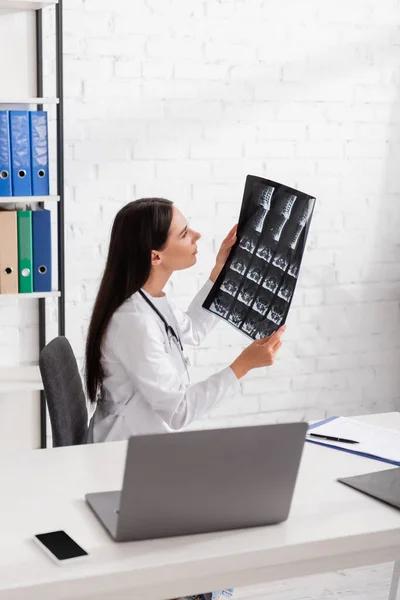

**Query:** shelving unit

left=0, top=195, right=60, bottom=204
left=0, top=366, right=43, bottom=393
left=0, top=97, right=59, bottom=104
left=0, top=291, right=61, bottom=299
left=0, top=0, right=64, bottom=448
left=0, top=0, right=58, bottom=11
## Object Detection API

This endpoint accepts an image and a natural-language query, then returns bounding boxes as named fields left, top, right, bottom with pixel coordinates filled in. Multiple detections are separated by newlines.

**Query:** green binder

left=17, top=210, right=33, bottom=293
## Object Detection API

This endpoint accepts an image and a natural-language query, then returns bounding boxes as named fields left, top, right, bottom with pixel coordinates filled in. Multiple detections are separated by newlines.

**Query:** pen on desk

left=309, top=433, right=359, bottom=444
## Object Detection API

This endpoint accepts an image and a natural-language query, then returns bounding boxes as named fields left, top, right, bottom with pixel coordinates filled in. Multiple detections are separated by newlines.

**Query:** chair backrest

left=39, top=336, right=88, bottom=447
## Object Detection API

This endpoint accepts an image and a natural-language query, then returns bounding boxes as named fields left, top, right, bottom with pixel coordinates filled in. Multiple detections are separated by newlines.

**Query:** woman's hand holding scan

left=230, top=325, right=286, bottom=379
left=210, top=224, right=238, bottom=283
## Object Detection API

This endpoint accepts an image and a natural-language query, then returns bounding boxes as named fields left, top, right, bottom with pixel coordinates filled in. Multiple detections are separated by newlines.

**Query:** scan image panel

left=209, top=291, right=234, bottom=319
left=220, top=271, right=242, bottom=297
left=227, top=249, right=251, bottom=276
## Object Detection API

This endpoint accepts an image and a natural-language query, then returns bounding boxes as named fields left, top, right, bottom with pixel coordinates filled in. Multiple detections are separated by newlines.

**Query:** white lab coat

left=87, top=280, right=241, bottom=443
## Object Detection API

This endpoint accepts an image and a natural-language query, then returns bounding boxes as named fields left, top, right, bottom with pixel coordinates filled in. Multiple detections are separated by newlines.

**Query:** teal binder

left=17, top=210, right=33, bottom=293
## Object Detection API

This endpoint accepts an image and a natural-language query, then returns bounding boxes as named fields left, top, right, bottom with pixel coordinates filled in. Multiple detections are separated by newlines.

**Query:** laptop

left=338, top=467, right=400, bottom=510
left=85, top=422, right=307, bottom=542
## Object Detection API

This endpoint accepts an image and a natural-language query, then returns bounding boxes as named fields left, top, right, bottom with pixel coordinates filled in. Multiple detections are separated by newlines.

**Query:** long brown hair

left=85, top=197, right=173, bottom=403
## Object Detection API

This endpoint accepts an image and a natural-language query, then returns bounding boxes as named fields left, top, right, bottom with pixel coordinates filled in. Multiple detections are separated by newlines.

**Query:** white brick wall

left=1, top=0, right=400, bottom=444
left=64, top=0, right=400, bottom=424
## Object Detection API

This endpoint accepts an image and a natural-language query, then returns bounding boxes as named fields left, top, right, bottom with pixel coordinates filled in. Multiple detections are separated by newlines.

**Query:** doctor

left=85, top=197, right=285, bottom=443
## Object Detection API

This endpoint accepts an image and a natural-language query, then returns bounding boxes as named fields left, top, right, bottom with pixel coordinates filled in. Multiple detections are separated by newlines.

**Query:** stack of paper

left=307, top=417, right=400, bottom=465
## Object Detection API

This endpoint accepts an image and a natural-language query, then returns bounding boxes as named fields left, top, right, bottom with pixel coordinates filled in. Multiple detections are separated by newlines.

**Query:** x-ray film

left=203, top=174, right=316, bottom=339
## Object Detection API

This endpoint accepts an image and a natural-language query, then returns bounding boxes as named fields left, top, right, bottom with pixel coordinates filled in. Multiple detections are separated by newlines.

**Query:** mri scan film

left=203, top=175, right=316, bottom=339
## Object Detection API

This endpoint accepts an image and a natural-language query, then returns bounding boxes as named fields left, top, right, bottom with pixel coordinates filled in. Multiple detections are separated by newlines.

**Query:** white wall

left=1, top=0, right=400, bottom=446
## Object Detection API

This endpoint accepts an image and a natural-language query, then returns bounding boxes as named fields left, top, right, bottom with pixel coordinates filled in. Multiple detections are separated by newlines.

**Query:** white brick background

left=59, top=0, right=400, bottom=428
left=1, top=0, right=400, bottom=433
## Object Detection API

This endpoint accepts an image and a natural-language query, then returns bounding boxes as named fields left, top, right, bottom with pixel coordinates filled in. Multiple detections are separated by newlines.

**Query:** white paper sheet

left=307, top=417, right=400, bottom=463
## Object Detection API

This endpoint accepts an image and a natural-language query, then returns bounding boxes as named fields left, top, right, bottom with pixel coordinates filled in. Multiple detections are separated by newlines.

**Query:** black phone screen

left=35, top=530, right=88, bottom=560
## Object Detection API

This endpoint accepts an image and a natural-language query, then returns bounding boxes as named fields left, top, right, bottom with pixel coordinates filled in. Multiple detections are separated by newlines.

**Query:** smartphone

left=33, top=530, right=89, bottom=564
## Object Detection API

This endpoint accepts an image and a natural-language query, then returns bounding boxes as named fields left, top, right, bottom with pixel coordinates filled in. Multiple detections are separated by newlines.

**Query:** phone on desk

left=33, top=530, right=89, bottom=564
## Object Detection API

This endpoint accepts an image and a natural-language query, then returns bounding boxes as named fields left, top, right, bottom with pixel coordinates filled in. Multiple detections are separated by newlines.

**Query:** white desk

left=0, top=412, right=399, bottom=600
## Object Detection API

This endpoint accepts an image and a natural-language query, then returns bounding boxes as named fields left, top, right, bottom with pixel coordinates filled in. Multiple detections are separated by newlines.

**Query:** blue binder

left=32, top=209, right=52, bottom=292
left=307, top=417, right=400, bottom=467
left=29, top=111, right=49, bottom=196
left=0, top=111, right=12, bottom=196
left=9, top=110, right=32, bottom=197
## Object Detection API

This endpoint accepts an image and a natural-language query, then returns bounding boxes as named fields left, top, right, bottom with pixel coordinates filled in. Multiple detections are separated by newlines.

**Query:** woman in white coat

left=85, top=197, right=285, bottom=600
left=85, top=197, right=285, bottom=443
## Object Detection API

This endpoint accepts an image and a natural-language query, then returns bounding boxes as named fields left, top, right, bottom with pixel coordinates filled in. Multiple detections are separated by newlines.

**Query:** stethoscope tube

left=139, top=290, right=191, bottom=384
left=139, top=290, right=183, bottom=350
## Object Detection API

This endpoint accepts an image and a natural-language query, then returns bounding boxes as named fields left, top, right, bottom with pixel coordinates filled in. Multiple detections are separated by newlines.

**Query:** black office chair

left=39, top=336, right=88, bottom=447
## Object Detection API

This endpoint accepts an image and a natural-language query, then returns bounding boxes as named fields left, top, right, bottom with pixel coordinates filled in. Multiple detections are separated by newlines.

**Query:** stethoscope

left=139, top=290, right=191, bottom=384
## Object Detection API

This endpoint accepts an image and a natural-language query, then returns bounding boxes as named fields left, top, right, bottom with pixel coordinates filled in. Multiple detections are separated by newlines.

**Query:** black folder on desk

left=338, top=468, right=400, bottom=511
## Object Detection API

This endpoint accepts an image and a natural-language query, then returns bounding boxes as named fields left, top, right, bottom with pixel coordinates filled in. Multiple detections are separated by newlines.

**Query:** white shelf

left=0, top=0, right=58, bottom=11
left=0, top=365, right=43, bottom=393
left=0, top=97, right=59, bottom=104
left=0, top=291, right=60, bottom=299
left=0, top=195, right=60, bottom=204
